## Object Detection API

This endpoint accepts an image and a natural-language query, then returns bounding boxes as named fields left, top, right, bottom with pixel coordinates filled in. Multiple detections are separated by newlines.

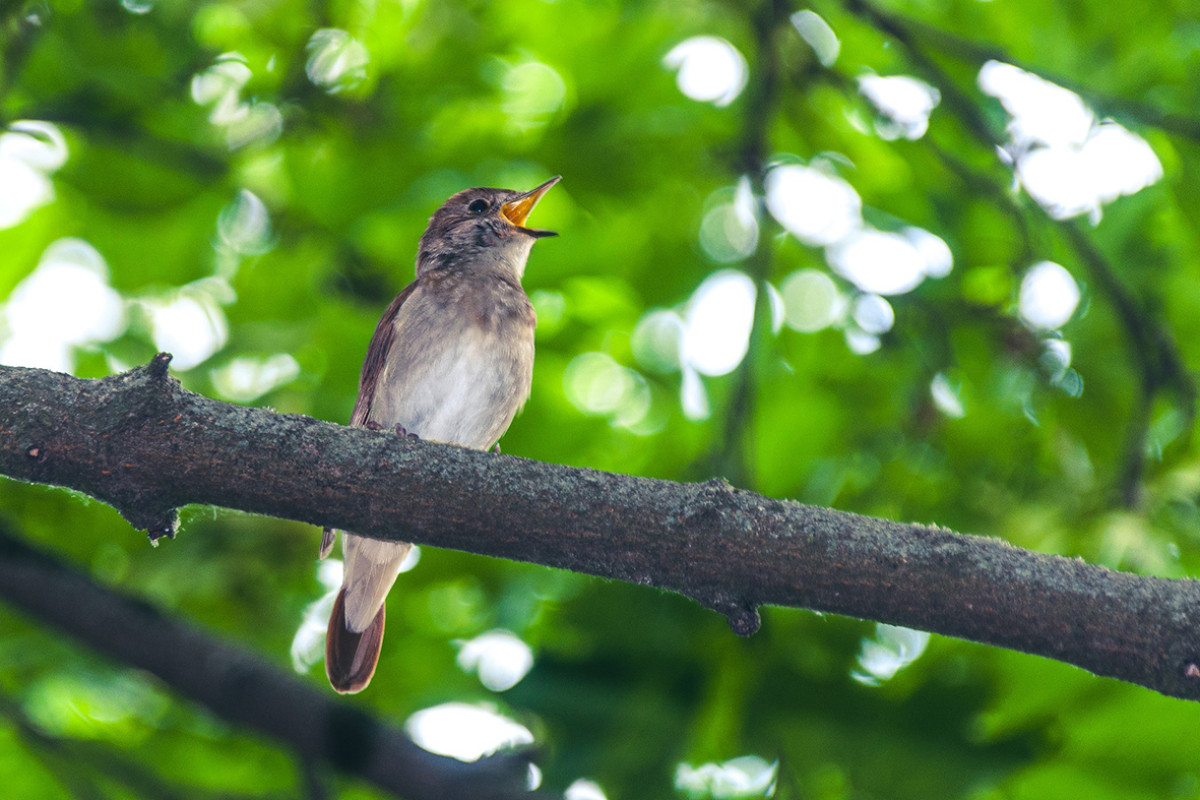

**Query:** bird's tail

left=325, top=586, right=385, bottom=694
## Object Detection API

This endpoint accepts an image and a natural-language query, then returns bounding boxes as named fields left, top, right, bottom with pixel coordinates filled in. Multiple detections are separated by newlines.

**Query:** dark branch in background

left=710, top=0, right=790, bottom=488
left=0, top=686, right=268, bottom=800
left=3, top=359, right=1200, bottom=703
left=0, top=515, right=536, bottom=800
left=839, top=0, right=1198, bottom=506
left=1060, top=221, right=1198, bottom=503
left=0, top=1, right=45, bottom=110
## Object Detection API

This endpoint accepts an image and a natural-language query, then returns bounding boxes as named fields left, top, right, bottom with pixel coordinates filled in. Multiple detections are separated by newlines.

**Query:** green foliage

left=2, top=0, right=1200, bottom=797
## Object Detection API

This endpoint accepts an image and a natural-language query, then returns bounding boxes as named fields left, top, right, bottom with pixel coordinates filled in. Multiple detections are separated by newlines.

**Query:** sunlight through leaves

left=852, top=623, right=930, bottom=686
left=663, top=36, right=748, bottom=107
left=456, top=630, right=535, bottom=692
left=0, top=121, right=67, bottom=229
left=675, top=756, right=778, bottom=799
left=406, top=702, right=534, bottom=762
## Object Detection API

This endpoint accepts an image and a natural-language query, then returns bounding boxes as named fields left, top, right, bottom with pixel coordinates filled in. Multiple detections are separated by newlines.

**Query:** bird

left=322, top=176, right=560, bottom=693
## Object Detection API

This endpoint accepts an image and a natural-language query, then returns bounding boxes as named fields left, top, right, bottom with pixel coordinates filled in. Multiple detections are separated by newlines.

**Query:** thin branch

left=0, top=1, right=45, bottom=110
left=711, top=0, right=790, bottom=487
left=1060, top=221, right=1198, bottom=504
left=2, top=357, right=1200, bottom=703
left=0, top=513, right=536, bottom=800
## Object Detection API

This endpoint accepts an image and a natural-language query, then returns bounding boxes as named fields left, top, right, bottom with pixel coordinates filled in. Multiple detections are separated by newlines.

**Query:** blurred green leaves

left=2, top=0, right=1200, bottom=798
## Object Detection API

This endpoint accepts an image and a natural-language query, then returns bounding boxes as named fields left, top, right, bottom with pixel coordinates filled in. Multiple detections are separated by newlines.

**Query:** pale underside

left=340, top=280, right=534, bottom=632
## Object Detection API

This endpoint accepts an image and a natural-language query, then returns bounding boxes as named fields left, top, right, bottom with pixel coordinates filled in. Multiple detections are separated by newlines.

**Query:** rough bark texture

left=0, top=521, right=535, bottom=799
left=2, top=357, right=1200, bottom=703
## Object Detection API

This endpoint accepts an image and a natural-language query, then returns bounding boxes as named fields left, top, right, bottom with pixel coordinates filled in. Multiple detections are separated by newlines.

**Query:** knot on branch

left=144, top=510, right=181, bottom=546
left=148, top=351, right=173, bottom=380
left=119, top=352, right=181, bottom=400
left=719, top=602, right=762, bottom=636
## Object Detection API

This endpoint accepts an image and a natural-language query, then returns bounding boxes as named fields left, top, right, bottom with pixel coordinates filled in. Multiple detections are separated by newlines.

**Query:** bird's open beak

left=501, top=176, right=561, bottom=238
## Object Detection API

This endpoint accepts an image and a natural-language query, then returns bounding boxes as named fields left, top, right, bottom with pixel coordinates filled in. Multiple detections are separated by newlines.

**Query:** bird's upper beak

left=501, top=176, right=561, bottom=238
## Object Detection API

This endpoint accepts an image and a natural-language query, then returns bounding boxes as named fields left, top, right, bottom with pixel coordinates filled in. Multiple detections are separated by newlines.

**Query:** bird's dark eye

left=467, top=199, right=489, bottom=214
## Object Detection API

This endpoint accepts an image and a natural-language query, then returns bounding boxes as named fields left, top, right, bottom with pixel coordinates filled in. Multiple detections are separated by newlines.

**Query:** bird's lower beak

left=501, top=175, right=561, bottom=238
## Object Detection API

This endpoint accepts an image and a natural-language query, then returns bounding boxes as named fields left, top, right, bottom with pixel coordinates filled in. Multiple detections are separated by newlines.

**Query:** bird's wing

left=350, top=282, right=417, bottom=427
left=319, top=282, right=417, bottom=560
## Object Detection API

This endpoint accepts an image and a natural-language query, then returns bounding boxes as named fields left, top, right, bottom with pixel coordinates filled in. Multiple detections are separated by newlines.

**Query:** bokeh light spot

left=565, top=779, right=609, bottom=800
left=826, top=229, right=926, bottom=296
left=145, top=289, right=229, bottom=370
left=699, top=178, right=759, bottom=262
left=903, top=226, right=954, bottom=278
left=663, top=36, right=748, bottom=107
left=980, top=61, right=1161, bottom=221
left=844, top=328, right=881, bottom=355
left=406, top=703, right=534, bottom=762
left=502, top=60, right=567, bottom=130
left=632, top=309, right=685, bottom=373
left=852, top=293, right=894, bottom=335
left=930, top=372, right=965, bottom=418
left=210, top=353, right=299, bottom=402
left=119, top=0, right=153, bottom=14
left=1018, top=261, right=1080, bottom=330
left=791, top=10, right=839, bottom=66
left=191, top=53, right=283, bottom=148
left=675, top=755, right=778, bottom=799
left=780, top=269, right=844, bottom=333
left=858, top=74, right=940, bottom=140
left=764, top=164, right=861, bottom=247
left=306, top=29, right=370, bottom=93
left=1, top=239, right=126, bottom=372
left=852, top=623, right=930, bottom=685
left=217, top=189, right=273, bottom=255
left=682, top=270, right=756, bottom=376
left=564, top=352, right=652, bottom=430
left=681, top=366, right=710, bottom=421
left=0, top=120, right=68, bottom=229
left=979, top=60, right=1092, bottom=149
left=456, top=630, right=535, bottom=692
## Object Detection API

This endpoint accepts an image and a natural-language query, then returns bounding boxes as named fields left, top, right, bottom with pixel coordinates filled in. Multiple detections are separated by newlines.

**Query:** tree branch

left=0, top=514, right=536, bottom=800
left=711, top=0, right=790, bottom=487
left=0, top=685, right=266, bottom=800
left=3, top=357, right=1200, bottom=703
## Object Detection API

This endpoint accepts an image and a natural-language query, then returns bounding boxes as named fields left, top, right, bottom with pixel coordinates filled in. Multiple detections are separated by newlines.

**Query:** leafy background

left=2, top=0, right=1199, bottom=797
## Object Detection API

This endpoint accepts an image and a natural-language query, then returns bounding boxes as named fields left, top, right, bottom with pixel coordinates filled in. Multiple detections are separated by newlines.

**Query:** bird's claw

left=394, top=423, right=419, bottom=439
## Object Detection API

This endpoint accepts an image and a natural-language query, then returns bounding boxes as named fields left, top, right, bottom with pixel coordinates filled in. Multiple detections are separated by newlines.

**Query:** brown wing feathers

left=318, top=284, right=415, bottom=560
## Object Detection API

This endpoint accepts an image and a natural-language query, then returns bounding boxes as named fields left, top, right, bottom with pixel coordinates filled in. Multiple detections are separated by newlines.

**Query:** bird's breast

left=368, top=282, right=535, bottom=450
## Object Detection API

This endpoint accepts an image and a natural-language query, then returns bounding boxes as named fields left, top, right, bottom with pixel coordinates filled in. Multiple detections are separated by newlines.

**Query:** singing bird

left=322, top=176, right=560, bottom=693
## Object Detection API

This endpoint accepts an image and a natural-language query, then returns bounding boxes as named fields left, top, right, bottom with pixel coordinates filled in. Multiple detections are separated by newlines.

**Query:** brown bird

left=322, top=176, right=560, bottom=693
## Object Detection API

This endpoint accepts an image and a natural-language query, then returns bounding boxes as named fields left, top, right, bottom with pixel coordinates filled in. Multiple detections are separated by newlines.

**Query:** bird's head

left=416, top=176, right=560, bottom=279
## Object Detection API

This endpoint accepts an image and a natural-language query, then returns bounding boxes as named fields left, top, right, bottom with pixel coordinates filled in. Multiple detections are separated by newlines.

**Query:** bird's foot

left=394, top=423, right=420, bottom=439
left=364, top=420, right=383, bottom=431
left=492, top=442, right=501, bottom=454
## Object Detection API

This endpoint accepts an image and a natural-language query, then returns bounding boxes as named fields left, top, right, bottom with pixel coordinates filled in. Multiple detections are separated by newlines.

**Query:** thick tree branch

left=0, top=516, right=535, bottom=800
left=3, top=357, right=1200, bottom=703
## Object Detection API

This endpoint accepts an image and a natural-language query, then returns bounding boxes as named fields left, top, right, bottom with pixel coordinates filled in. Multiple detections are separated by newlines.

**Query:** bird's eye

left=467, top=199, right=489, bottom=214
